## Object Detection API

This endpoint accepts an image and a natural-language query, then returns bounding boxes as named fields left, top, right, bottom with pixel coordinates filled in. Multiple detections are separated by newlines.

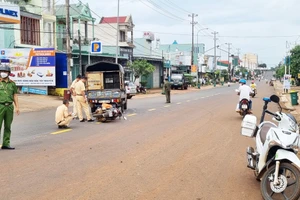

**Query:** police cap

left=0, top=64, right=11, bottom=73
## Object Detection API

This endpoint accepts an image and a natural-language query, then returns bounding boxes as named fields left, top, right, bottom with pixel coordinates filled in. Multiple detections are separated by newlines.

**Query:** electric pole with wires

left=189, top=13, right=197, bottom=67
left=66, top=0, right=71, bottom=87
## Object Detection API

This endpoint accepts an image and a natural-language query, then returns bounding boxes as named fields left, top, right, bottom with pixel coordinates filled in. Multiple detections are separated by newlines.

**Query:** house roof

left=56, top=2, right=95, bottom=21
left=99, top=16, right=127, bottom=24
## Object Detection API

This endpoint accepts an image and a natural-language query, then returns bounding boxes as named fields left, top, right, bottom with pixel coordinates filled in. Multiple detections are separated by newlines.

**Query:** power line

left=146, top=0, right=188, bottom=22
left=218, top=35, right=300, bottom=38
left=138, top=0, right=185, bottom=22
left=164, top=0, right=191, bottom=14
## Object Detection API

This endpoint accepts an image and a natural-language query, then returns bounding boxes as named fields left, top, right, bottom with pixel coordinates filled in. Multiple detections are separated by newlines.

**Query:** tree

left=258, top=63, right=267, bottom=68
left=289, top=45, right=300, bottom=78
left=127, top=59, right=155, bottom=82
left=275, top=65, right=285, bottom=79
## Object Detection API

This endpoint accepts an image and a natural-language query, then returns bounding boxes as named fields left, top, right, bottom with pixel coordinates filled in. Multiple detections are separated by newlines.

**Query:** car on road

left=125, top=81, right=137, bottom=99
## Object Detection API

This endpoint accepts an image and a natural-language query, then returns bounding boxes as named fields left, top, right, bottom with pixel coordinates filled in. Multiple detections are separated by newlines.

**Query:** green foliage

left=290, top=45, right=300, bottom=78
left=275, top=65, right=285, bottom=79
left=127, top=59, right=156, bottom=82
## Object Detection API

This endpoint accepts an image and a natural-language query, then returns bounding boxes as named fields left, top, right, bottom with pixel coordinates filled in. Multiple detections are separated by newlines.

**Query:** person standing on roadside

left=74, top=76, right=94, bottom=122
left=0, top=64, right=19, bottom=150
left=164, top=77, right=171, bottom=103
left=70, top=74, right=82, bottom=118
left=55, top=99, right=73, bottom=129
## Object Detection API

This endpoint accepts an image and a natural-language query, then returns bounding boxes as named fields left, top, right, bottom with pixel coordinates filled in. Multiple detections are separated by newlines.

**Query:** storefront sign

left=0, top=48, right=56, bottom=86
left=0, top=4, right=20, bottom=24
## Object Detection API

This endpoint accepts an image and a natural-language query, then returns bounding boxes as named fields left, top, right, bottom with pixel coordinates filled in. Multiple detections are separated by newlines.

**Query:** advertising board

left=0, top=48, right=56, bottom=86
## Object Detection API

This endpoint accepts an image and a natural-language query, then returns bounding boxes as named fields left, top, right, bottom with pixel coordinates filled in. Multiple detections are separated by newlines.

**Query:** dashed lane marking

left=51, top=129, right=72, bottom=135
left=176, top=102, right=181, bottom=104
left=127, top=113, right=137, bottom=117
left=186, top=100, right=190, bottom=102
left=148, top=108, right=156, bottom=111
left=164, top=105, right=171, bottom=107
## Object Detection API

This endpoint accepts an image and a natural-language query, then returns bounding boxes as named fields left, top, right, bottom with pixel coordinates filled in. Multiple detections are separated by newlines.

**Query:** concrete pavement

left=273, top=80, right=300, bottom=120
left=17, top=84, right=225, bottom=113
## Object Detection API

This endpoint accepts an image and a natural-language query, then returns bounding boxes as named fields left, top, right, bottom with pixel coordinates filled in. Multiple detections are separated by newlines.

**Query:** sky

left=62, top=0, right=300, bottom=68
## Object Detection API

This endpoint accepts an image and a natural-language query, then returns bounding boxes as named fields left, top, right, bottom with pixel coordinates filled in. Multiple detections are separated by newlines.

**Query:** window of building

left=47, top=0, right=51, bottom=12
left=120, top=31, right=125, bottom=42
left=48, top=22, right=52, bottom=46
left=21, top=16, right=40, bottom=46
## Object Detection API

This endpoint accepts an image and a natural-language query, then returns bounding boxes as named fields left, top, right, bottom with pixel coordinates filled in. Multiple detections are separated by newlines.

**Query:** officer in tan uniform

left=70, top=74, right=82, bottom=118
left=55, top=99, right=73, bottom=129
left=0, top=65, right=19, bottom=150
left=74, top=76, right=94, bottom=122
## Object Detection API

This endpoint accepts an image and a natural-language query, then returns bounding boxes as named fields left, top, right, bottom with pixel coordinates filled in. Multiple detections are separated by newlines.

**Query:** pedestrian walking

left=164, top=77, right=171, bottom=103
left=0, top=64, right=19, bottom=150
left=74, top=76, right=94, bottom=122
left=70, top=74, right=82, bottom=118
left=55, top=99, right=73, bottom=129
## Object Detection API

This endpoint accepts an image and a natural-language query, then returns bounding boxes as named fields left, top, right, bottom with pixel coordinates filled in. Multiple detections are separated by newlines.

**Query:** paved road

left=0, top=80, right=277, bottom=200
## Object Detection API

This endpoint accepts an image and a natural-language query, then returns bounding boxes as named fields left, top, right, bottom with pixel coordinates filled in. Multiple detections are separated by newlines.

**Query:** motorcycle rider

left=250, top=80, right=256, bottom=90
left=250, top=80, right=257, bottom=94
left=236, top=79, right=254, bottom=113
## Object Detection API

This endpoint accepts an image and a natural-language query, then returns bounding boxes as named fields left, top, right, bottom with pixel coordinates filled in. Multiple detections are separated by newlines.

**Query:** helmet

left=251, top=80, right=254, bottom=83
left=0, top=64, right=11, bottom=73
left=239, top=79, right=246, bottom=84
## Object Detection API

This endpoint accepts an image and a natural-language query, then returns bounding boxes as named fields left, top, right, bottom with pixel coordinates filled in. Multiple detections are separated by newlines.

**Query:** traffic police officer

left=0, top=65, right=19, bottom=150
left=74, top=76, right=94, bottom=122
left=164, top=77, right=171, bottom=103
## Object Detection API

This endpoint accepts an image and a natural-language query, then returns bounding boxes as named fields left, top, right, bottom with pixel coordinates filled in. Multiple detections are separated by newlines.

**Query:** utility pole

left=188, top=13, right=198, bottom=67
left=212, top=31, right=218, bottom=70
left=78, top=29, right=82, bottom=75
left=65, top=0, right=71, bottom=87
left=226, top=43, right=232, bottom=81
left=115, top=0, right=120, bottom=64
left=236, top=48, right=240, bottom=58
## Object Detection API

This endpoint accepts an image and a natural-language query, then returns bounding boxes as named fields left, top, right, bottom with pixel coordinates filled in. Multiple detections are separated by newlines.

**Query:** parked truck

left=170, top=73, right=188, bottom=90
left=85, top=61, right=127, bottom=115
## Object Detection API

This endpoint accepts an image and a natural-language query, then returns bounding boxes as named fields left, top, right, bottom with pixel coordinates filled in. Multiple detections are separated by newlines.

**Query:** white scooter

left=241, top=94, right=300, bottom=200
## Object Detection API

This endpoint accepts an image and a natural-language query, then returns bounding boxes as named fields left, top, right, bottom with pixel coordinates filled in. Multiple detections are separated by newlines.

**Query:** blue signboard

left=164, top=60, right=171, bottom=68
left=91, top=41, right=102, bottom=54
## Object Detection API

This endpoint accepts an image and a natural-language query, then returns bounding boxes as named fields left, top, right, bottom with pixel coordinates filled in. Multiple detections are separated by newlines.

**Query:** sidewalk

left=17, top=84, right=228, bottom=113
left=273, top=81, right=300, bottom=118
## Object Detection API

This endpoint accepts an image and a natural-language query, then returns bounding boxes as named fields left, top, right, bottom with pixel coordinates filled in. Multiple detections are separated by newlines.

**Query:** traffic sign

left=90, top=41, right=102, bottom=54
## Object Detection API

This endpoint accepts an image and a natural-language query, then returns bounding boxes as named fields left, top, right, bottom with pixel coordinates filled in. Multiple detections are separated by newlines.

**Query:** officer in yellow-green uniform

left=164, top=77, right=171, bottom=103
left=0, top=65, right=19, bottom=150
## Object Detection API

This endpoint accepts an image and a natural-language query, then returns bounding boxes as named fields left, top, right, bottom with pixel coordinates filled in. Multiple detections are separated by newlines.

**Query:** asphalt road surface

left=0, top=75, right=279, bottom=200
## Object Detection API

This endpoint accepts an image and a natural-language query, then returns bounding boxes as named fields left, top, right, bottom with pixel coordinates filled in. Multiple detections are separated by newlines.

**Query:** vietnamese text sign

left=284, top=74, right=291, bottom=90
left=0, top=48, right=56, bottom=86
left=0, top=4, right=20, bottom=24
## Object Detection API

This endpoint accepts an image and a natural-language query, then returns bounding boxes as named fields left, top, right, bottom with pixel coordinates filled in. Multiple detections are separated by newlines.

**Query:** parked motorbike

left=136, top=85, right=147, bottom=94
left=241, top=94, right=300, bottom=200
left=93, top=103, right=127, bottom=122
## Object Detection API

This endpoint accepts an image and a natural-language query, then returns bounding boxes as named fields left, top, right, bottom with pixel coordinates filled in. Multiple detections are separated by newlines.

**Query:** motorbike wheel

left=242, top=110, right=247, bottom=118
left=142, top=90, right=146, bottom=94
left=261, top=162, right=300, bottom=200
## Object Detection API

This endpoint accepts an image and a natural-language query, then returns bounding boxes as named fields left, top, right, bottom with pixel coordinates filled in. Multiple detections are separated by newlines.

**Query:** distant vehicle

left=125, top=81, right=137, bottom=99
left=170, top=74, right=188, bottom=90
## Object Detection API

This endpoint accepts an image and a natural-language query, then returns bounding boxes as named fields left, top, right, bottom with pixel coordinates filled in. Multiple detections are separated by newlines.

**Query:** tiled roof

left=100, top=16, right=127, bottom=24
